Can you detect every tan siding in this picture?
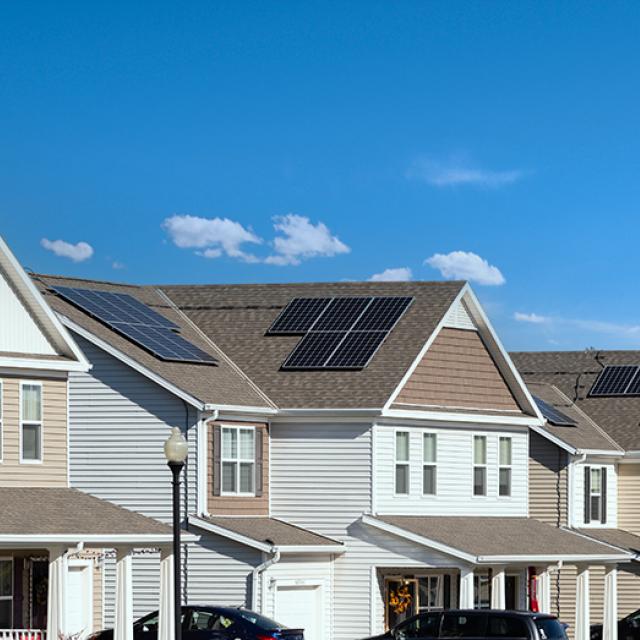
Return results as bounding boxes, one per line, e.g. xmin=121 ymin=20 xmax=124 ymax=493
xmin=207 ymin=421 xmax=269 ymax=516
xmin=529 ymin=432 xmax=569 ymax=526
xmin=93 ymin=555 xmax=103 ymax=632
xmin=619 ymin=464 xmax=640 ymax=535
xmin=618 ymin=563 xmax=640 ymax=618
xmin=0 ymin=376 xmax=68 ymax=487
xmin=395 ymin=328 xmax=521 ymax=411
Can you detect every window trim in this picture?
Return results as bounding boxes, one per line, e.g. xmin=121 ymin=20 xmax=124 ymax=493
xmin=422 ymin=432 xmax=437 ymax=496
xmin=473 ymin=435 xmax=487 ymax=497
xmin=498 ymin=436 xmax=512 ymax=498
xmin=20 ymin=381 xmax=43 ymax=464
xmin=394 ymin=430 xmax=410 ymax=496
xmin=220 ymin=424 xmax=256 ymax=497
xmin=0 ymin=556 xmax=13 ymax=628
xmin=588 ymin=466 xmax=603 ymax=523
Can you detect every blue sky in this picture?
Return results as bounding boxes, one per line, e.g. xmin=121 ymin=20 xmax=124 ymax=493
xmin=1 ymin=1 xmax=639 ymax=351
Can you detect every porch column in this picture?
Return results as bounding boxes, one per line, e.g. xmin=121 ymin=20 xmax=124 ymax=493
xmin=46 ymin=546 xmax=68 ymax=640
xmin=537 ymin=567 xmax=552 ymax=614
xmin=603 ymin=564 xmax=618 ymax=640
xmin=115 ymin=547 xmax=134 ymax=640
xmin=575 ymin=564 xmax=591 ymax=640
xmin=490 ymin=567 xmax=506 ymax=609
xmin=459 ymin=567 xmax=475 ymax=608
xmin=158 ymin=547 xmax=175 ymax=640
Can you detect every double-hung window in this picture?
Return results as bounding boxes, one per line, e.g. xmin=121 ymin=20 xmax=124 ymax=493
xmin=585 ymin=466 xmax=607 ymax=524
xmin=21 ymin=382 xmax=42 ymax=462
xmin=221 ymin=426 xmax=255 ymax=495
xmin=395 ymin=431 xmax=410 ymax=495
xmin=499 ymin=437 xmax=512 ymax=497
xmin=423 ymin=433 xmax=437 ymax=495
xmin=0 ymin=558 xmax=12 ymax=628
xmin=473 ymin=435 xmax=487 ymax=496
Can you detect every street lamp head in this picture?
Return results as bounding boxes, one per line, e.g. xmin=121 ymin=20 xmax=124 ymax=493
xmin=164 ymin=427 xmax=188 ymax=464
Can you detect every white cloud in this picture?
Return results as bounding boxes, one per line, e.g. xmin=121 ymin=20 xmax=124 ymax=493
xmin=41 ymin=238 xmax=94 ymax=262
xmin=162 ymin=214 xmax=262 ymax=263
xmin=265 ymin=214 xmax=350 ymax=266
xmin=425 ymin=251 xmax=505 ymax=286
xmin=111 ymin=261 xmax=125 ymax=270
xmin=369 ymin=267 xmax=412 ymax=282
xmin=407 ymin=157 xmax=524 ymax=188
xmin=514 ymin=312 xmax=550 ymax=324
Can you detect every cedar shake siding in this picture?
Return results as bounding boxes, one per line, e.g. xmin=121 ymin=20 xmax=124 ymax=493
xmin=618 ymin=463 xmax=640 ymax=535
xmin=207 ymin=421 xmax=269 ymax=516
xmin=0 ymin=376 xmax=68 ymax=487
xmin=395 ymin=328 xmax=521 ymax=412
xmin=528 ymin=432 xmax=569 ymax=526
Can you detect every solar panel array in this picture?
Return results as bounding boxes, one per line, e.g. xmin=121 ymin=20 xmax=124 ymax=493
xmin=52 ymin=286 xmax=216 ymax=365
xmin=590 ymin=365 xmax=640 ymax=397
xmin=532 ymin=395 xmax=577 ymax=427
xmin=271 ymin=295 xmax=413 ymax=370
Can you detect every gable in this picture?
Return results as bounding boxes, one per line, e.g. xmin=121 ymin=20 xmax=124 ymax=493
xmin=394 ymin=327 xmax=521 ymax=412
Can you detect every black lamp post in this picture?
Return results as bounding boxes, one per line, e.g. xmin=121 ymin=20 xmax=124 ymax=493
xmin=164 ymin=427 xmax=189 ymax=640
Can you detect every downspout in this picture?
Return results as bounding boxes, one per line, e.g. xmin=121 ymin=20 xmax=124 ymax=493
xmin=251 ymin=548 xmax=281 ymax=612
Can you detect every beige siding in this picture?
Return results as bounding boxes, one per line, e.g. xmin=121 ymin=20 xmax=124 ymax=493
xmin=618 ymin=563 xmax=640 ymax=618
xmin=0 ymin=376 xmax=68 ymax=487
xmin=395 ymin=328 xmax=521 ymax=411
xmin=529 ymin=432 xmax=569 ymax=526
xmin=93 ymin=555 xmax=103 ymax=632
xmin=619 ymin=464 xmax=640 ymax=535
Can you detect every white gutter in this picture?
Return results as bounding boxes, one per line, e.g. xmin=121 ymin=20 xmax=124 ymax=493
xmin=204 ymin=404 xmax=278 ymax=415
xmin=251 ymin=549 xmax=280 ymax=612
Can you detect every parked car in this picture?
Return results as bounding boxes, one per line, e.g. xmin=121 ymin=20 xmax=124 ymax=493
xmin=87 ymin=605 xmax=304 ymax=640
xmin=591 ymin=608 xmax=640 ymax=640
xmin=362 ymin=609 xmax=568 ymax=640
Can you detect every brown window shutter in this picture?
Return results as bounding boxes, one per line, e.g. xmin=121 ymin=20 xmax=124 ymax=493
xmin=213 ymin=424 xmax=222 ymax=496
xmin=255 ymin=428 xmax=264 ymax=497
xmin=601 ymin=468 xmax=607 ymax=524
xmin=584 ymin=466 xmax=591 ymax=523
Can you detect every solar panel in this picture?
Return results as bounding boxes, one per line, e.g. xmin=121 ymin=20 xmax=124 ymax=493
xmin=353 ymin=296 xmax=413 ymax=331
xmin=282 ymin=332 xmax=347 ymax=369
xmin=532 ymin=395 xmax=577 ymax=427
xmin=325 ymin=331 xmax=387 ymax=368
xmin=623 ymin=369 xmax=640 ymax=395
xmin=268 ymin=298 xmax=331 ymax=335
xmin=312 ymin=297 xmax=372 ymax=331
xmin=590 ymin=365 xmax=639 ymax=396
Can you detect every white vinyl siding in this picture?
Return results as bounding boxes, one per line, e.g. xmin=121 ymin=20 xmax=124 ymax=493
xmin=20 ymin=382 xmax=42 ymax=462
xmin=569 ymin=459 xmax=617 ymax=528
xmin=374 ymin=425 xmax=528 ymax=516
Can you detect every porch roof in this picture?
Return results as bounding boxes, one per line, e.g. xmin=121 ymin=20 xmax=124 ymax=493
xmin=363 ymin=515 xmax=632 ymax=564
xmin=0 ymin=487 xmax=196 ymax=545
xmin=574 ymin=528 xmax=640 ymax=558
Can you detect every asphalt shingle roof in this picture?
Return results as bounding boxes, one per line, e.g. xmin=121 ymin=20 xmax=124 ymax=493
xmin=575 ymin=528 xmax=640 ymax=556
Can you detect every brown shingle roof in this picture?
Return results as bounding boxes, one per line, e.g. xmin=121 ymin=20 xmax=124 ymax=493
xmin=575 ymin=528 xmax=640 ymax=556
xmin=0 ymin=488 xmax=172 ymax=536
xmin=373 ymin=515 xmax=628 ymax=560
xmin=511 ymin=350 xmax=640 ymax=450
xmin=31 ymin=274 xmax=271 ymax=409
xmin=162 ymin=281 xmax=464 ymax=408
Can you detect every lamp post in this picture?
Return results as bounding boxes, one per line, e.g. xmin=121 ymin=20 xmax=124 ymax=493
xmin=164 ymin=427 xmax=188 ymax=640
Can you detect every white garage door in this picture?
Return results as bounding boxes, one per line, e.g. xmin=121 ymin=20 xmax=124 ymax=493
xmin=274 ymin=585 xmax=323 ymax=640
xmin=66 ymin=563 xmax=92 ymax=638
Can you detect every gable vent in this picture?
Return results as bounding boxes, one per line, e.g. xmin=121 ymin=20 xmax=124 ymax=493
xmin=443 ymin=299 xmax=476 ymax=330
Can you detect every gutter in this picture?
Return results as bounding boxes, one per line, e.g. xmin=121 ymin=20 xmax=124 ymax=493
xmin=251 ymin=549 xmax=281 ymax=612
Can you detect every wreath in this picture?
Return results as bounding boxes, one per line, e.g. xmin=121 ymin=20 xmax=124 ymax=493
xmin=389 ymin=584 xmax=412 ymax=614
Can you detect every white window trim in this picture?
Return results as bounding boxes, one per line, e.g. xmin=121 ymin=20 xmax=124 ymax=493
xmin=220 ymin=424 xmax=256 ymax=497
xmin=394 ymin=430 xmax=410 ymax=496
xmin=588 ymin=465 xmax=604 ymax=523
xmin=473 ymin=434 xmax=488 ymax=497
xmin=0 ymin=556 xmax=13 ymax=628
xmin=498 ymin=436 xmax=513 ymax=498
xmin=0 ymin=380 xmax=3 ymax=463
xmin=422 ymin=432 xmax=437 ymax=496
xmin=20 ymin=381 xmax=43 ymax=464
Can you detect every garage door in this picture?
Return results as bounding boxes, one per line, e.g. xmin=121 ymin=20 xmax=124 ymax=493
xmin=274 ymin=585 xmax=323 ymax=640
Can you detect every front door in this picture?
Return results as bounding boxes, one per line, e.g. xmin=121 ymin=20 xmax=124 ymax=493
xmin=386 ymin=579 xmax=418 ymax=629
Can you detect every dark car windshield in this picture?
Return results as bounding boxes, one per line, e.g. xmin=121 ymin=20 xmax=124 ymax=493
xmin=535 ymin=618 xmax=567 ymax=640
xmin=236 ymin=610 xmax=288 ymax=630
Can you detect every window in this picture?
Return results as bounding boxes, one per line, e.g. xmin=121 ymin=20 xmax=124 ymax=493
xmin=221 ymin=426 xmax=255 ymax=495
xmin=423 ymin=433 xmax=437 ymax=495
xmin=499 ymin=437 xmax=512 ymax=497
xmin=441 ymin=613 xmax=487 ymax=638
xmin=534 ymin=618 xmax=568 ymax=640
xmin=418 ymin=576 xmax=443 ymax=612
xmin=487 ymin=615 xmax=529 ymax=638
xmin=473 ymin=574 xmax=491 ymax=609
xmin=0 ymin=558 xmax=12 ymax=628
xmin=21 ymin=383 xmax=42 ymax=462
xmin=395 ymin=431 xmax=410 ymax=495
xmin=396 ymin=613 xmax=441 ymax=639
xmin=589 ymin=467 xmax=603 ymax=522
xmin=473 ymin=436 xmax=487 ymax=496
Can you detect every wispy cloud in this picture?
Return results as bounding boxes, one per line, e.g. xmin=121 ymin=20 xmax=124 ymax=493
xmin=514 ymin=312 xmax=550 ymax=324
xmin=369 ymin=267 xmax=412 ymax=282
xmin=407 ymin=156 xmax=525 ymax=188
xmin=41 ymin=238 xmax=94 ymax=262
xmin=425 ymin=250 xmax=505 ymax=286
xmin=514 ymin=312 xmax=640 ymax=340
xmin=111 ymin=261 xmax=125 ymax=270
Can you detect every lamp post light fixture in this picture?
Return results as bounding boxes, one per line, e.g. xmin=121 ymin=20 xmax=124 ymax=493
xmin=164 ymin=427 xmax=189 ymax=640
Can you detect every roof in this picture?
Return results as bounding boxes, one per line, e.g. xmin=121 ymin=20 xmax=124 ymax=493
xmin=574 ymin=528 xmax=640 ymax=557
xmin=162 ymin=280 xmax=465 ymax=408
xmin=0 ymin=487 xmax=177 ymax=540
xmin=511 ymin=350 xmax=640 ymax=450
xmin=366 ymin=515 xmax=630 ymax=562
xmin=31 ymin=274 xmax=271 ymax=410
xmin=527 ymin=382 xmax=622 ymax=452
xmin=190 ymin=515 xmax=343 ymax=551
